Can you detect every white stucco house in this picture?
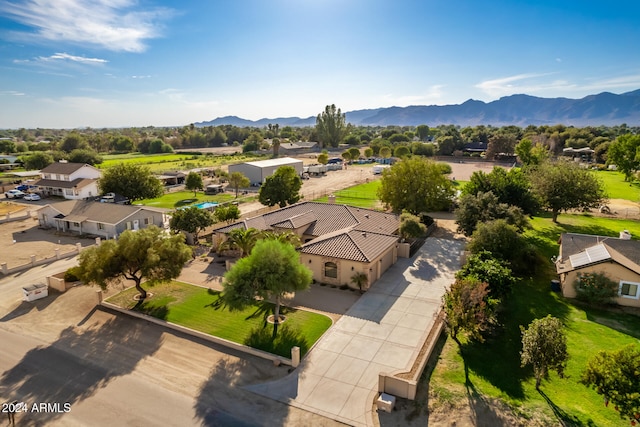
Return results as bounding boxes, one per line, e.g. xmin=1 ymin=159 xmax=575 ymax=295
xmin=34 ymin=162 xmax=101 ymax=200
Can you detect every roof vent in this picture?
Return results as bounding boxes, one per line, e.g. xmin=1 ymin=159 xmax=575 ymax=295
xmin=364 ymin=214 xmax=369 ymax=218
xmin=362 ymin=232 xmax=367 ymax=237
xmin=620 ymin=230 xmax=632 ymax=240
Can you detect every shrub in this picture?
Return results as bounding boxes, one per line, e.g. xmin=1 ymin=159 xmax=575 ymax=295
xmin=64 ymin=266 xmax=81 ymax=282
xmin=456 ymin=251 xmax=516 ymax=299
xmin=574 ymin=272 xmax=618 ymax=305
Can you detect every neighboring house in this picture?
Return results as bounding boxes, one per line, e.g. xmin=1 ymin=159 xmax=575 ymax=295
xmin=37 ymin=200 xmax=168 ymax=239
xmin=157 ymin=171 xmax=186 ymax=186
xmin=35 ymin=162 xmax=101 ymax=200
xmin=215 ymin=201 xmax=402 ymax=289
xmin=228 ymin=157 xmax=304 ymax=185
xmin=555 ymin=232 xmax=640 ymax=307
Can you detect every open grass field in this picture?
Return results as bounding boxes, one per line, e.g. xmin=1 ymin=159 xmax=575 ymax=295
xmin=315 ymin=180 xmax=381 ymax=208
xmin=105 ymin=281 xmax=332 ymax=358
xmin=98 ymin=152 xmax=266 ymax=172
xmin=137 ymin=190 xmax=237 ymax=209
xmin=595 ymin=170 xmax=640 ymax=201
xmin=429 ymin=213 xmax=640 ymax=426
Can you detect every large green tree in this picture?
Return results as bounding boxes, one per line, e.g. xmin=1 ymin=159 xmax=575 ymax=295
xmin=581 ymin=344 xmax=640 ymax=422
xmin=258 ymin=166 xmax=302 ymax=208
xmin=77 ymin=226 xmax=192 ymax=299
xmin=520 ymin=315 xmax=569 ymax=389
xmin=456 ymin=251 xmax=516 ymax=299
xmin=68 ymin=148 xmax=103 ymax=165
xmin=222 ymin=239 xmax=312 ymax=325
xmin=213 ymin=204 xmax=241 ymax=224
xmin=169 ymin=206 xmax=215 ymax=243
xmin=316 ymin=104 xmax=347 ymax=148
xmin=455 ymin=191 xmax=528 ymax=236
xmin=23 ymin=152 xmax=54 ymax=170
xmin=185 ymin=171 xmax=204 ymax=196
xmin=529 ymin=160 xmax=607 ymax=222
xmin=377 ymin=157 xmax=454 ymax=214
xmin=98 ymin=163 xmax=163 ymax=201
xmin=463 ymin=167 xmax=538 ymax=215
xmin=606 ymin=134 xmax=640 ymax=181
xmin=228 ymin=171 xmax=250 ymax=198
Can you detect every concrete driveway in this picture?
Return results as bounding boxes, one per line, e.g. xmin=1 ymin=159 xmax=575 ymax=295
xmin=246 ymin=237 xmax=464 ymax=426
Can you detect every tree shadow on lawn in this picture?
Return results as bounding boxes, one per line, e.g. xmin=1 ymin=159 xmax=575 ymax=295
xmin=538 ymin=389 xmax=597 ymax=427
xmin=0 ymin=312 xmax=163 ymax=425
xmin=460 ymin=276 xmax=572 ymax=400
xmin=244 ymin=323 xmax=310 ymax=358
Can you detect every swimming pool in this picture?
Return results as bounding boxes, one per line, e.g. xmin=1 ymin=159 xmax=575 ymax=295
xmin=193 ymin=201 xmax=218 ymax=209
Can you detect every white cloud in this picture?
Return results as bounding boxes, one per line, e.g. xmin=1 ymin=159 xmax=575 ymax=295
xmin=476 ymin=72 xmax=640 ymax=98
xmin=0 ymin=0 xmax=173 ymax=52
xmin=0 ymin=90 xmax=25 ymax=96
xmin=380 ymin=85 xmax=445 ymax=106
xmin=38 ymin=52 xmax=108 ymax=64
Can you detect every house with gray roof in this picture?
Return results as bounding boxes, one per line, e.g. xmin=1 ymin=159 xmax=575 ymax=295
xmin=215 ymin=201 xmax=402 ymax=289
xmin=556 ymin=232 xmax=640 ymax=307
xmin=35 ymin=162 xmax=101 ymax=200
xmin=36 ymin=200 xmax=168 ymax=239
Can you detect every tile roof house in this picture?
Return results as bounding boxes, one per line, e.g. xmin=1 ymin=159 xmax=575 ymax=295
xmin=215 ymin=202 xmax=402 ymax=289
xmin=36 ymin=200 xmax=168 ymax=239
xmin=35 ymin=162 xmax=101 ymax=200
xmin=555 ymin=232 xmax=640 ymax=307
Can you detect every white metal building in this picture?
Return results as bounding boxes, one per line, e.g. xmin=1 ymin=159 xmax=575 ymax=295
xmin=228 ymin=157 xmax=304 ymax=185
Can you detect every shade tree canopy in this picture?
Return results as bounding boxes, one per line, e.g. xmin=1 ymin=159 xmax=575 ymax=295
xmin=520 ymin=315 xmax=569 ymax=389
xmin=169 ymin=206 xmax=215 ymax=243
xmin=258 ymin=166 xmax=302 ymax=208
xmin=222 ymin=239 xmax=312 ymax=325
xmin=528 ymin=160 xmax=607 ymax=222
xmin=77 ymin=225 xmax=192 ymax=299
xmin=455 ymin=191 xmax=529 ymax=236
xmin=98 ymin=163 xmax=164 ymax=201
xmin=377 ymin=157 xmax=454 ymax=215
xmin=228 ymin=171 xmax=250 ymax=198
xmin=185 ymin=171 xmax=204 ymax=196
xmin=443 ymin=277 xmax=498 ymax=345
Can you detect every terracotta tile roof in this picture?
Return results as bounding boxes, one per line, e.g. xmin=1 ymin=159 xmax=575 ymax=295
xmin=301 ymin=229 xmax=398 ymax=262
xmin=215 ymin=201 xmax=400 ymax=262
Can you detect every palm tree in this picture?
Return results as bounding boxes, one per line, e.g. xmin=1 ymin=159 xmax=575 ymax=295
xmin=351 ymin=272 xmax=368 ymax=293
xmin=272 ymin=138 xmax=281 ymax=158
xmin=221 ymin=227 xmax=260 ymax=257
xmin=260 ymin=230 xmax=302 ymax=248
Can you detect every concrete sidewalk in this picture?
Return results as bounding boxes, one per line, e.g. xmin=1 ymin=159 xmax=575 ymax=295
xmin=245 ymin=237 xmax=464 ymax=426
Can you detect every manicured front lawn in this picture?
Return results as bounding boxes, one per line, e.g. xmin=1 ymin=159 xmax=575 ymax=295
xmin=429 ymin=213 xmax=640 ymax=426
xmin=105 ymin=281 xmax=332 ymax=358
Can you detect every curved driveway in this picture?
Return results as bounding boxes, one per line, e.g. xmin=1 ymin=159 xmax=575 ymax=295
xmin=246 ymin=237 xmax=464 ymax=426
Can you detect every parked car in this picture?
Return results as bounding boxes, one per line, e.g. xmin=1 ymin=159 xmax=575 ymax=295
xmin=23 ymin=193 xmax=41 ymax=201
xmin=5 ymin=189 xmax=25 ymax=199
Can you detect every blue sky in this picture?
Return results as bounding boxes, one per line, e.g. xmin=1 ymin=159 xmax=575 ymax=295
xmin=1 ymin=0 xmax=639 ymax=128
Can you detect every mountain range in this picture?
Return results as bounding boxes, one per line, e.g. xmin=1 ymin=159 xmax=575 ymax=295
xmin=195 ymin=89 xmax=640 ymax=128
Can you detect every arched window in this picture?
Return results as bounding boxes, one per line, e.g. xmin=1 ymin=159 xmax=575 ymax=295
xmin=324 ymin=261 xmax=338 ymax=279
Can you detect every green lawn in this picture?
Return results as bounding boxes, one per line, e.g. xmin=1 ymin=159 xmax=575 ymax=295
xmin=105 ymin=281 xmax=332 ymax=358
xmin=315 ymin=180 xmax=381 ymax=208
xmin=137 ymin=190 xmax=239 ymax=209
xmin=595 ymin=170 xmax=640 ymax=201
xmin=429 ymin=213 xmax=640 ymax=426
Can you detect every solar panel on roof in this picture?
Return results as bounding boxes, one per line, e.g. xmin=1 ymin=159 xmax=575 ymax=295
xmin=569 ymin=244 xmax=611 ymax=268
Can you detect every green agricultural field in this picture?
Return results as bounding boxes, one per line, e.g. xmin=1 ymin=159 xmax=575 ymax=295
xmin=430 ymin=213 xmax=640 ymax=426
xmin=106 ymin=281 xmax=332 ymax=358
xmin=595 ymin=170 xmax=640 ymax=201
xmin=137 ymin=190 xmax=237 ymax=209
xmin=99 ymin=152 xmax=266 ymax=172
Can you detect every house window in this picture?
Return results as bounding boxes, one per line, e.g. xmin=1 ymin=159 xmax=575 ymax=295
xmin=73 ymin=222 xmax=80 ymax=227
xmin=324 ymin=262 xmax=338 ymax=279
xmin=144 ymin=217 xmax=152 ymax=225
xmin=619 ymin=281 xmax=640 ymax=299
xmin=64 ymin=189 xmax=74 ymax=196
xmin=126 ymin=221 xmax=132 ymax=230
xmin=97 ymin=223 xmax=105 ymax=230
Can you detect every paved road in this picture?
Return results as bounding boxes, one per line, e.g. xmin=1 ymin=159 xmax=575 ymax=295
xmin=0 ymin=259 xmax=343 ymax=427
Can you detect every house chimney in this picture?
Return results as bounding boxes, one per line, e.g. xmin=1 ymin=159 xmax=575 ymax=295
xmin=620 ymin=230 xmax=632 ymax=240
xmin=328 ymin=194 xmax=336 ymax=204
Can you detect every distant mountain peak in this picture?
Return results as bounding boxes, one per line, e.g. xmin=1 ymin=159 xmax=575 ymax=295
xmin=195 ymin=89 xmax=640 ymax=127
